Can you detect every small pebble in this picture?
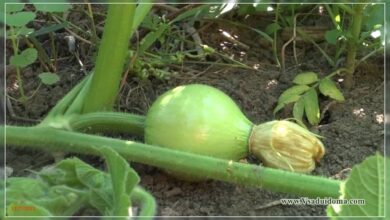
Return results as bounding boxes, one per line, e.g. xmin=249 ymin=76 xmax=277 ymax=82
xmin=160 ymin=207 xmax=179 ymax=216
xmin=165 ymin=187 xmax=182 ymax=197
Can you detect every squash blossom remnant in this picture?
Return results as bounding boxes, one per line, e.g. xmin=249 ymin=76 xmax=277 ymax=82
xmin=249 ymin=120 xmax=325 ymax=173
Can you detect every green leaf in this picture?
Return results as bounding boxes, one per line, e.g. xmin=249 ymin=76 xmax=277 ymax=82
xmin=89 ymin=185 xmax=113 ymax=215
xmin=6 ymin=176 xmax=85 ymax=216
xmin=6 ymin=11 xmax=36 ymax=27
xmin=280 ymin=94 xmax=301 ymax=105
xmin=132 ymin=1 xmax=153 ymax=32
xmin=52 ymin=158 xmax=111 ymax=215
xmin=293 ymin=72 xmax=318 ymax=85
xmin=255 ymin=4 xmax=270 ymax=12
xmin=6 ymin=4 xmax=25 ymax=13
xmin=274 ymin=85 xmax=310 ymax=115
xmin=278 ymin=85 xmax=310 ymax=104
xmin=99 ymin=147 xmax=140 ymax=216
xmin=327 ymin=154 xmax=386 ymax=217
xmin=6 ymin=177 xmax=47 ymax=200
xmin=75 ymin=162 xmax=106 ymax=189
xmin=39 ymin=159 xmax=82 ymax=187
xmin=284 ymin=15 xmax=294 ymax=26
xmin=362 ymin=4 xmax=384 ymax=31
xmin=7 ymin=201 xmax=52 ymax=217
xmin=30 ymin=23 xmax=67 ymax=37
xmin=7 ymin=26 xmax=34 ymax=39
xmin=139 ymin=24 xmax=169 ymax=55
xmin=141 ymin=14 xmax=159 ymax=30
xmin=170 ymin=5 xmax=213 ymax=23
xmin=273 ymin=94 xmax=301 ymax=115
xmin=130 ymin=186 xmax=157 ymax=217
xmin=303 ymin=88 xmax=320 ymax=125
xmin=34 ymin=4 xmax=71 ymax=13
xmin=17 ymin=26 xmax=34 ymax=36
xmin=265 ymin=22 xmax=281 ymax=35
xmin=238 ymin=5 xmax=255 ymax=15
xmin=38 ymin=72 xmax=60 ymax=85
xmin=43 ymin=185 xmax=85 ymax=215
xmin=0 ymin=12 xmax=4 ymax=25
xmin=319 ymin=78 xmax=345 ymax=101
xmin=10 ymin=48 xmax=38 ymax=68
xmin=0 ymin=181 xmax=4 ymax=217
xmin=249 ymin=27 xmax=273 ymax=43
xmin=293 ymin=97 xmax=305 ymax=123
xmin=7 ymin=155 xmax=144 ymax=217
xmin=325 ymin=29 xmax=343 ymax=45
xmin=273 ymin=103 xmax=285 ymax=115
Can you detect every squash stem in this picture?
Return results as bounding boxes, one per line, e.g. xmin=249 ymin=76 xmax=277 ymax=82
xmin=82 ymin=2 xmax=136 ymax=113
xmin=4 ymin=125 xmax=341 ymax=199
xmin=68 ymin=112 xmax=145 ymax=136
xmin=40 ymin=74 xmax=91 ymax=125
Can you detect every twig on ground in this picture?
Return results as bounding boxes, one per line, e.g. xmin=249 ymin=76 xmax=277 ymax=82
xmin=52 ymin=15 xmax=93 ymax=45
xmin=219 ymin=29 xmax=250 ymax=50
xmin=255 ymin=200 xmax=282 ymax=210
xmin=6 ymin=96 xmax=40 ymax=123
xmin=125 ymin=85 xmax=141 ymax=107
xmin=355 ymin=46 xmax=384 ymax=68
xmin=182 ymin=23 xmax=204 ymax=56
xmin=281 ymin=13 xmax=308 ymax=73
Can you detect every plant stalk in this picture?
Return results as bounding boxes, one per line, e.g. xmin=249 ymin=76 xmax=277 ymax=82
xmin=82 ymin=2 xmax=135 ymax=113
xmin=86 ymin=2 xmax=99 ymax=44
xmin=345 ymin=3 xmax=365 ymax=89
xmin=39 ymin=74 xmax=92 ymax=125
xmin=273 ymin=4 xmax=281 ymax=67
xmin=4 ymin=125 xmax=341 ymax=199
xmin=337 ymin=4 xmax=355 ymax=15
xmin=9 ymin=27 xmax=26 ymax=104
xmin=69 ymin=112 xmax=145 ymax=136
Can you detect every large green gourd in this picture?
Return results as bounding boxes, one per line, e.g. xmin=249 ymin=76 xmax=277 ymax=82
xmin=145 ymin=84 xmax=253 ymax=161
xmin=145 ymin=84 xmax=326 ymax=176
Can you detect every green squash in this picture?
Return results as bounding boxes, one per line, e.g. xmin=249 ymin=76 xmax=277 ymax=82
xmin=145 ymin=84 xmax=326 ymax=176
xmin=145 ymin=84 xmax=253 ymax=161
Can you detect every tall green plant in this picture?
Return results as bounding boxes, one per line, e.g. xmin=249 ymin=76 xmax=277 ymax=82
xmin=82 ymin=2 xmax=136 ymax=113
xmin=274 ymin=3 xmax=385 ymax=124
xmin=344 ymin=3 xmax=365 ymax=89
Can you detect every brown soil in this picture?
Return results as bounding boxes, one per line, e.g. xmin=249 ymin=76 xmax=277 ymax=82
xmin=5 ymin=5 xmax=384 ymax=217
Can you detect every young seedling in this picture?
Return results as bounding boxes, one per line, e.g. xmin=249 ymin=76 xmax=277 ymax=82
xmin=324 ymin=3 xmax=384 ymax=89
xmin=6 ymin=3 xmax=70 ymax=104
xmin=274 ymin=69 xmax=346 ymax=126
